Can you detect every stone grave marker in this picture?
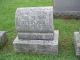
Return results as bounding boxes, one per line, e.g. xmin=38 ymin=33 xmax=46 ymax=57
xmin=13 ymin=7 xmax=59 ymax=54
xmin=54 ymin=0 xmax=80 ymax=18
xmin=0 ymin=31 xmax=7 ymax=48
xmin=74 ymin=31 xmax=80 ymax=56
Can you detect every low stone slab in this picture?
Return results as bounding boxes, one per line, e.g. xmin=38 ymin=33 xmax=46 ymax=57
xmin=15 ymin=7 xmax=53 ymax=33
xmin=13 ymin=30 xmax=59 ymax=54
xmin=74 ymin=32 xmax=80 ymax=56
xmin=18 ymin=33 xmax=54 ymax=40
xmin=0 ymin=31 xmax=7 ymax=48
xmin=53 ymin=11 xmax=80 ymax=18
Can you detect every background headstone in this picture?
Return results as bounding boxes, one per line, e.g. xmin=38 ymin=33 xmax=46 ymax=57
xmin=54 ymin=0 xmax=80 ymax=18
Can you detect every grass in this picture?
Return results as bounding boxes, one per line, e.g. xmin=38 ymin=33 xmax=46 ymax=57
xmin=0 ymin=0 xmax=80 ymax=60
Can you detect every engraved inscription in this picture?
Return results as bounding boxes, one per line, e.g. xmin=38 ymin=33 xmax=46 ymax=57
xmin=16 ymin=7 xmax=53 ymax=33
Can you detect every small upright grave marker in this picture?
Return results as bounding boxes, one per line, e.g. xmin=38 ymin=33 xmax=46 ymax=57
xmin=13 ymin=7 xmax=59 ymax=54
xmin=0 ymin=31 xmax=7 ymax=48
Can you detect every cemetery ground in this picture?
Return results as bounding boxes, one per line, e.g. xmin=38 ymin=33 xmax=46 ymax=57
xmin=0 ymin=0 xmax=80 ymax=60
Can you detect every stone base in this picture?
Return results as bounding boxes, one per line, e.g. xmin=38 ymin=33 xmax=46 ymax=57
xmin=74 ymin=32 xmax=80 ymax=56
xmin=18 ymin=33 xmax=54 ymax=40
xmin=53 ymin=11 xmax=80 ymax=19
xmin=13 ymin=30 xmax=59 ymax=54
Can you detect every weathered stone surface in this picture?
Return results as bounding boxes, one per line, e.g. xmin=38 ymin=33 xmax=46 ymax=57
xmin=18 ymin=33 xmax=54 ymax=40
xmin=13 ymin=7 xmax=59 ymax=54
xmin=16 ymin=7 xmax=53 ymax=33
xmin=74 ymin=32 xmax=80 ymax=56
xmin=0 ymin=31 xmax=7 ymax=48
xmin=53 ymin=11 xmax=80 ymax=18
xmin=54 ymin=0 xmax=80 ymax=18
xmin=13 ymin=30 xmax=59 ymax=54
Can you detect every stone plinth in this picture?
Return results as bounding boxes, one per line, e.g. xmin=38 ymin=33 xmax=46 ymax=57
xmin=13 ymin=30 xmax=59 ymax=54
xmin=18 ymin=33 xmax=54 ymax=40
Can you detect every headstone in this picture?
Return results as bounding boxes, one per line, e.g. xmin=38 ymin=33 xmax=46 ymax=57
xmin=54 ymin=0 xmax=80 ymax=18
xmin=74 ymin=32 xmax=80 ymax=56
xmin=0 ymin=31 xmax=7 ymax=48
xmin=16 ymin=7 xmax=53 ymax=33
xmin=13 ymin=7 xmax=59 ymax=54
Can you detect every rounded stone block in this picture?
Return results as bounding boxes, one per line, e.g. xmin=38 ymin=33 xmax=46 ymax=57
xmin=15 ymin=7 xmax=54 ymax=33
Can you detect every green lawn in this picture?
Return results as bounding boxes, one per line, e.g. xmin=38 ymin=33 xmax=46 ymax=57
xmin=0 ymin=0 xmax=80 ymax=60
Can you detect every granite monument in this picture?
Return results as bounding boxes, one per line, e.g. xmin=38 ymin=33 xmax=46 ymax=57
xmin=13 ymin=7 xmax=59 ymax=54
xmin=54 ymin=0 xmax=80 ymax=18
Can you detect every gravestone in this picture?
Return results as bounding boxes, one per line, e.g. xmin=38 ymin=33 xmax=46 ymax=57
xmin=0 ymin=31 xmax=7 ymax=48
xmin=13 ymin=7 xmax=59 ymax=54
xmin=74 ymin=32 xmax=80 ymax=56
xmin=54 ymin=0 xmax=80 ymax=18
